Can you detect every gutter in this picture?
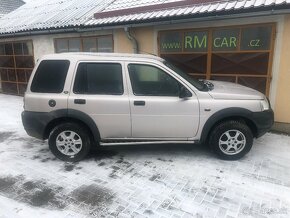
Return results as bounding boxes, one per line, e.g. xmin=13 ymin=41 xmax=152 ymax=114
xmin=0 ymin=28 xmax=81 ymax=38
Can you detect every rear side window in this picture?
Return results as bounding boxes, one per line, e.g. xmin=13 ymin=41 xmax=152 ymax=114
xmin=73 ymin=63 xmax=123 ymax=95
xmin=31 ymin=60 xmax=70 ymax=93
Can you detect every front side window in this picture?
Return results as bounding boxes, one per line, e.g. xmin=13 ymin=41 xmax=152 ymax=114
xmin=31 ymin=60 xmax=69 ymax=93
xmin=128 ymin=64 xmax=180 ymax=96
xmin=164 ymin=61 xmax=204 ymax=90
xmin=73 ymin=63 xmax=123 ymax=95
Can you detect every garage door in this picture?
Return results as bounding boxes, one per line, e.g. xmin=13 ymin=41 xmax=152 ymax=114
xmin=159 ymin=23 xmax=275 ymax=95
xmin=0 ymin=41 xmax=34 ymax=95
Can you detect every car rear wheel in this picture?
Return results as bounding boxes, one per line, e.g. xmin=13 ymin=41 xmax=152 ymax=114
xmin=48 ymin=123 xmax=91 ymax=162
xmin=209 ymin=120 xmax=253 ymax=160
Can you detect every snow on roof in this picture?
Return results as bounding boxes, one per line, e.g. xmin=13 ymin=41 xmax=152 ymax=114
xmin=0 ymin=0 xmax=289 ymax=35
xmin=0 ymin=0 xmax=25 ymax=18
xmin=0 ymin=0 xmax=113 ymax=34
xmin=88 ymin=0 xmax=290 ymax=26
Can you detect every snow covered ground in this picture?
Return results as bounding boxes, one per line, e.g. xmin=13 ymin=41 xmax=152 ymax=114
xmin=0 ymin=93 xmax=290 ymax=218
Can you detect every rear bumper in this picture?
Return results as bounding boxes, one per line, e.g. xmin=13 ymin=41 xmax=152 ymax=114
xmin=21 ymin=111 xmax=52 ymax=140
xmin=252 ymin=109 xmax=274 ymax=138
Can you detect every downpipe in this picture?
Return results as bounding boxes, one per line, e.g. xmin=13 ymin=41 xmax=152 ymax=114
xmin=124 ymin=27 xmax=138 ymax=54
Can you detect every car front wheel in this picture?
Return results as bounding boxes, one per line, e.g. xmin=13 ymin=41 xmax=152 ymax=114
xmin=209 ymin=120 xmax=253 ymax=160
xmin=48 ymin=123 xmax=91 ymax=162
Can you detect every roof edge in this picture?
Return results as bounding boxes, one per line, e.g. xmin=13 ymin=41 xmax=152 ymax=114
xmin=1 ymin=5 xmax=290 ymax=38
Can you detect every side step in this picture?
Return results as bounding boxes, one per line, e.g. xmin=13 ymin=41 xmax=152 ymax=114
xmin=99 ymin=141 xmax=195 ymax=146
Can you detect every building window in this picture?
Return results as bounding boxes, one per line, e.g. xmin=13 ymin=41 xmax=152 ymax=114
xmin=159 ymin=24 xmax=275 ymax=95
xmin=55 ymin=35 xmax=113 ymax=53
xmin=0 ymin=41 xmax=34 ymax=95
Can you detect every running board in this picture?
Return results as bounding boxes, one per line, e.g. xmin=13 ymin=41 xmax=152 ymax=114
xmin=99 ymin=140 xmax=195 ymax=146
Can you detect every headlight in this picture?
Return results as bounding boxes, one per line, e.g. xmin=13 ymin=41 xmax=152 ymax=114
xmin=260 ymin=98 xmax=270 ymax=111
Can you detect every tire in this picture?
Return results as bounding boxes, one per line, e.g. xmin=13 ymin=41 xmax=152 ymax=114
xmin=208 ymin=120 xmax=253 ymax=160
xmin=48 ymin=122 xmax=91 ymax=162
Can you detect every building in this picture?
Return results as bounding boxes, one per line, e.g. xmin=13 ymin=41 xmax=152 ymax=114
xmin=0 ymin=0 xmax=290 ymax=127
xmin=0 ymin=0 xmax=24 ymax=18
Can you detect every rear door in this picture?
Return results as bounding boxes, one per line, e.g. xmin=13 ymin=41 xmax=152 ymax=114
xmin=126 ymin=62 xmax=200 ymax=139
xmin=68 ymin=61 xmax=131 ymax=139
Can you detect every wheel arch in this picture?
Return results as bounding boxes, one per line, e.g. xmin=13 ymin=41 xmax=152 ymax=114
xmin=200 ymin=107 xmax=258 ymax=144
xmin=44 ymin=109 xmax=101 ymax=143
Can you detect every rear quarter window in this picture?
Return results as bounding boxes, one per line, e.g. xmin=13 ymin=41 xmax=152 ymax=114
xmin=30 ymin=60 xmax=70 ymax=93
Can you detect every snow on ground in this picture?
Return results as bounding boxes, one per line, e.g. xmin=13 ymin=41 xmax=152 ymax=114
xmin=0 ymin=93 xmax=290 ymax=218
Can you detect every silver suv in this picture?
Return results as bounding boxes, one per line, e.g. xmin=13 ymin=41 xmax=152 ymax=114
xmin=22 ymin=53 xmax=274 ymax=162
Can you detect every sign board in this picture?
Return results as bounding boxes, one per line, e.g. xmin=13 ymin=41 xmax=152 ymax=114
xmin=159 ymin=32 xmax=182 ymax=53
xmin=212 ymin=29 xmax=239 ymax=51
xmin=159 ymin=25 xmax=272 ymax=53
xmin=184 ymin=31 xmax=208 ymax=52
xmin=240 ymin=26 xmax=272 ymax=51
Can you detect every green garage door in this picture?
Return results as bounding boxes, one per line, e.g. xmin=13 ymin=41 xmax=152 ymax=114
xmin=159 ymin=23 xmax=275 ymax=96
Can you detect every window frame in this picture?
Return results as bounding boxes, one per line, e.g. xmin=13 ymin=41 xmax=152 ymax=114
xmin=72 ymin=61 xmax=124 ymax=96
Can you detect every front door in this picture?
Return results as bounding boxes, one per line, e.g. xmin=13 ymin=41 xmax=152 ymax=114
xmin=126 ymin=63 xmax=199 ymax=139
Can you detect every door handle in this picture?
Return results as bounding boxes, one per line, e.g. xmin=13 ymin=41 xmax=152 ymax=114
xmin=134 ymin=100 xmax=145 ymax=106
xmin=74 ymin=99 xmax=86 ymax=104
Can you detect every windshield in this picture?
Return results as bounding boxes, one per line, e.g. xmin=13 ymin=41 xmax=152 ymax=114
xmin=163 ymin=60 xmax=205 ymax=91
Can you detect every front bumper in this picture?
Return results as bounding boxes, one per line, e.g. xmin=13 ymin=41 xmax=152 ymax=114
xmin=252 ymin=109 xmax=274 ymax=138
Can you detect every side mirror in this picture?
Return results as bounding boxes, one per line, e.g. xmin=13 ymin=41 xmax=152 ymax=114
xmin=179 ymin=86 xmax=192 ymax=98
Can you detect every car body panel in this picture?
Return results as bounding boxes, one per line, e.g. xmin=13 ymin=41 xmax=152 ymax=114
xmin=22 ymin=53 xmax=274 ymax=145
xmin=208 ymin=80 xmax=265 ymax=100
xmin=124 ymin=61 xmax=200 ymax=139
xmin=129 ymin=95 xmax=199 ymax=138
